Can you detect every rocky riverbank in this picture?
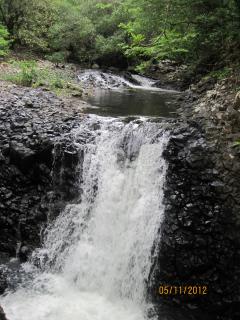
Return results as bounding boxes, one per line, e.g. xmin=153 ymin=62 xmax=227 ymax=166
xmin=0 ymin=81 xmax=90 ymax=293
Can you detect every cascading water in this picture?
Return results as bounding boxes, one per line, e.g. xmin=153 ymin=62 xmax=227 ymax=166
xmin=1 ymin=115 xmax=168 ymax=320
xmin=78 ymin=69 xmax=136 ymax=89
xmin=77 ymin=69 xmax=175 ymax=91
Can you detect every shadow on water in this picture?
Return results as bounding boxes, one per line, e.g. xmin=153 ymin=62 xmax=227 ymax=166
xmin=83 ymin=88 xmax=181 ymax=118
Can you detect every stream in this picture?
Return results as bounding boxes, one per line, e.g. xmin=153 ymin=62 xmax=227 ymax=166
xmin=79 ymin=70 xmax=180 ymax=117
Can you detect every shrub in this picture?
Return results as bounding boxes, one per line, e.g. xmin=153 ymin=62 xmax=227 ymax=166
xmin=206 ymin=67 xmax=232 ymax=81
xmin=7 ymin=60 xmax=38 ymax=86
xmin=0 ymin=24 xmax=10 ymax=58
xmin=45 ymin=52 xmax=68 ymax=66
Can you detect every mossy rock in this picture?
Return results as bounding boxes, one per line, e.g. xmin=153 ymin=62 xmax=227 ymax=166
xmin=67 ymin=82 xmax=83 ymax=97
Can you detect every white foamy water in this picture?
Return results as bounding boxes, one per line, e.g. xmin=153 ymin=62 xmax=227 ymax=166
xmin=131 ymin=74 xmax=156 ymax=88
xmin=78 ymin=69 xmax=176 ymax=92
xmin=78 ymin=69 xmax=135 ymax=89
xmin=1 ymin=115 xmax=168 ymax=320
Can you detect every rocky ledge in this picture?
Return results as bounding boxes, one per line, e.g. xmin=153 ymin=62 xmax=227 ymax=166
xmin=0 ymin=81 xmax=89 ymax=292
xmin=149 ymin=79 xmax=240 ymax=320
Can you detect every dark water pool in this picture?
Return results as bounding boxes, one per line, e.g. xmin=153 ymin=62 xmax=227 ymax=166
xmin=83 ymin=88 xmax=181 ymax=118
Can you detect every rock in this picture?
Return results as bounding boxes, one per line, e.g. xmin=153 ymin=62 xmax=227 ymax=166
xmin=152 ymin=301 xmax=208 ymax=320
xmin=144 ymin=59 xmax=189 ymax=90
xmin=0 ymin=270 xmax=7 ymax=294
xmin=150 ymin=121 xmax=240 ymax=320
xmin=92 ymin=63 xmax=100 ymax=69
xmin=71 ymin=92 xmax=83 ymax=97
xmin=67 ymin=83 xmax=83 ymax=97
xmin=18 ymin=245 xmax=31 ymax=263
xmin=0 ymin=83 xmax=84 ymax=267
xmin=122 ymin=72 xmax=141 ymax=85
xmin=9 ymin=142 xmax=36 ymax=170
xmin=158 ymin=60 xmax=178 ymax=73
xmin=0 ymin=306 xmax=7 ymax=320
xmin=153 ymin=79 xmax=178 ymax=91
xmin=192 ymin=78 xmax=216 ymax=94
xmin=233 ymin=91 xmax=240 ymax=110
xmin=23 ymin=99 xmax=33 ymax=108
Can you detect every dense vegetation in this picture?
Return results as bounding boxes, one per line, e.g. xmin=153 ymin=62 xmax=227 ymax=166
xmin=0 ymin=0 xmax=240 ymax=73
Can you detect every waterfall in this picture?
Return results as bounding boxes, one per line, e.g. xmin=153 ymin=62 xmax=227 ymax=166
xmin=131 ymin=74 xmax=156 ymax=88
xmin=1 ymin=115 xmax=168 ymax=320
xmin=78 ymin=69 xmax=179 ymax=94
xmin=77 ymin=69 xmax=176 ymax=92
xmin=78 ymin=69 xmax=136 ymax=89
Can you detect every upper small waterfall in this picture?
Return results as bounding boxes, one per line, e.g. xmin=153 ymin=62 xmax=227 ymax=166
xmin=77 ymin=70 xmax=163 ymax=91
xmin=2 ymin=115 xmax=169 ymax=320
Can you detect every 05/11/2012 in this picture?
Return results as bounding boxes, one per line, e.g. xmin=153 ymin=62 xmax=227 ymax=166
xmin=158 ymin=285 xmax=208 ymax=296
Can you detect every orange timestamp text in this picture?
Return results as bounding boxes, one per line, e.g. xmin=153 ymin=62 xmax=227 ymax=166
xmin=159 ymin=285 xmax=208 ymax=296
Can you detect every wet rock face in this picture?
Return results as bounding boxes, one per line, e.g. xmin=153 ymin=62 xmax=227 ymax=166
xmin=0 ymin=306 xmax=7 ymax=320
xmin=0 ymin=83 xmax=85 ymax=285
xmin=146 ymin=60 xmax=189 ymax=91
xmin=150 ymin=122 xmax=240 ymax=320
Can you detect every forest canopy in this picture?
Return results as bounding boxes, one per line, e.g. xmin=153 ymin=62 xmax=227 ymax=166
xmin=0 ymin=0 xmax=240 ymax=72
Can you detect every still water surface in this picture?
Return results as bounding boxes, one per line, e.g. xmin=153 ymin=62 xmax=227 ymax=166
xmin=83 ymin=88 xmax=180 ymax=117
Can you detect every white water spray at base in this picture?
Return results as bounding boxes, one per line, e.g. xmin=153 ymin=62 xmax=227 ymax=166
xmin=2 ymin=116 xmax=168 ymax=320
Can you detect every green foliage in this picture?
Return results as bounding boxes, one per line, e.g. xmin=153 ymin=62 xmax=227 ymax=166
xmin=232 ymin=140 xmax=240 ymax=148
xmin=6 ymin=60 xmax=38 ymax=86
xmin=0 ymin=24 xmax=9 ymax=57
xmin=34 ymin=67 xmax=83 ymax=96
xmin=0 ymin=0 xmax=57 ymax=51
xmin=0 ymin=0 xmax=240 ymax=70
xmin=47 ymin=1 xmax=96 ymax=62
xmin=134 ymin=61 xmax=152 ymax=74
xmin=46 ymin=52 xmax=68 ymax=65
xmin=151 ymin=31 xmax=198 ymax=60
xmin=2 ymin=59 xmax=82 ymax=96
xmin=206 ymin=67 xmax=232 ymax=81
xmin=121 ymin=27 xmax=197 ymax=62
xmin=0 ymin=0 xmax=129 ymax=65
xmin=119 ymin=0 xmax=240 ymax=70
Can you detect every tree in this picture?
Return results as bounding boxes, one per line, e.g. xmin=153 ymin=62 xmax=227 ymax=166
xmin=0 ymin=0 xmax=240 ymax=70
xmin=119 ymin=0 xmax=240 ymax=71
xmin=0 ymin=0 xmax=57 ymax=51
